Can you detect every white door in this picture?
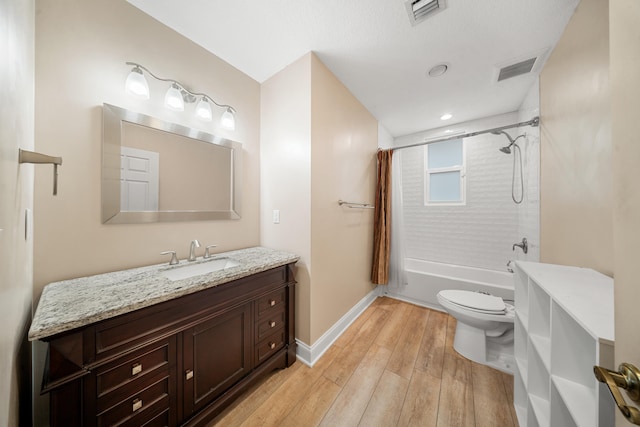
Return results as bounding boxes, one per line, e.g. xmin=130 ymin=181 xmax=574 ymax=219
xmin=610 ymin=0 xmax=640 ymax=425
xmin=120 ymin=146 xmax=159 ymax=211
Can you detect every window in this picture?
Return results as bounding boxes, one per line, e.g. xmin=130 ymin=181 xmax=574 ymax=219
xmin=424 ymin=139 xmax=465 ymax=205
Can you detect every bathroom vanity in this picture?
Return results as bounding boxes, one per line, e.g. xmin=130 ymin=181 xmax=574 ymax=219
xmin=29 ymin=247 xmax=299 ymax=427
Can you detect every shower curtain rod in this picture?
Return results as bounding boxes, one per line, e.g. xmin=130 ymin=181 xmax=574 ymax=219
xmin=393 ymin=116 xmax=540 ymax=151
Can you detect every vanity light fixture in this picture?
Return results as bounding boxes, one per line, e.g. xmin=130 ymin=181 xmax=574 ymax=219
xmin=125 ymin=62 xmax=236 ymax=129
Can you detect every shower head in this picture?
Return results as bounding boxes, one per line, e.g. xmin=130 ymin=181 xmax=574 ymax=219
xmin=492 ymin=130 xmax=525 ymax=154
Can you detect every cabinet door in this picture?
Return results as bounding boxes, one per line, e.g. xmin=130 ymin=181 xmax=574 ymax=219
xmin=182 ymin=303 xmax=252 ymax=415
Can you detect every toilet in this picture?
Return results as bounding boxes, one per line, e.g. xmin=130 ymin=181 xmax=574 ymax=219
xmin=437 ymin=289 xmax=515 ymax=373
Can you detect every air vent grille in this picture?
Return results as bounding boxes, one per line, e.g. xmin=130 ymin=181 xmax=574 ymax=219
xmin=405 ymin=0 xmax=446 ymax=26
xmin=497 ymin=57 xmax=537 ymax=81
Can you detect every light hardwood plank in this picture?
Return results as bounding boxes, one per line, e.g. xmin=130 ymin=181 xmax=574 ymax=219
xmin=445 ymin=315 xmax=459 ymax=356
xmin=397 ymin=369 xmax=441 ymax=427
xmin=323 ymin=307 xmax=390 ymax=386
xmin=472 ymin=363 xmax=517 ymax=427
xmin=375 ymin=300 xmax=412 ymax=350
xmin=501 ymin=371 xmax=519 ymax=426
xmin=415 ymin=309 xmax=448 ymax=379
xmin=279 ymin=376 xmax=342 ymax=427
xmin=332 ymin=302 xmax=377 ymax=348
xmin=436 ymin=352 xmax=475 ymax=427
xmin=387 ymin=305 xmax=430 ymax=379
xmin=207 ymin=361 xmax=303 ymax=427
xmin=358 ymin=369 xmax=409 ymax=427
xmin=319 ymin=344 xmax=392 ymax=427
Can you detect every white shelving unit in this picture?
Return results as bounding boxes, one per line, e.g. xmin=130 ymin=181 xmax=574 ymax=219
xmin=513 ymin=261 xmax=614 ymax=427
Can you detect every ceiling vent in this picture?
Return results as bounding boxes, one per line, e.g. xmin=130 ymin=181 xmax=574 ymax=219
xmin=405 ymin=0 xmax=447 ymax=26
xmin=497 ymin=57 xmax=538 ymax=82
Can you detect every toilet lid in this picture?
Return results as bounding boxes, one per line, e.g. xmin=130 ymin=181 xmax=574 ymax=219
xmin=439 ymin=290 xmax=506 ymax=314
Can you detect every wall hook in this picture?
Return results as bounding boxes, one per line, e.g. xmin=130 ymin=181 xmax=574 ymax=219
xmin=19 ymin=149 xmax=63 ymax=196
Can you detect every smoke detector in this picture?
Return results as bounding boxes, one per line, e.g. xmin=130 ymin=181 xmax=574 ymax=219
xmin=405 ymin=0 xmax=447 ymax=26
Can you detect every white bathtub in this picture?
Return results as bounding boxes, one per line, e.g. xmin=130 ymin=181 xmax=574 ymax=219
xmin=384 ymin=258 xmax=514 ymax=311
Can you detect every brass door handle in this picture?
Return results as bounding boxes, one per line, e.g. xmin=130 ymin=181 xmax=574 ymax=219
xmin=594 ymin=363 xmax=640 ymax=425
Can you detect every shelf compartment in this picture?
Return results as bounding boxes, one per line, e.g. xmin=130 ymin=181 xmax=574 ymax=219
xmin=514 ymin=368 xmax=528 ymax=419
xmin=550 ymin=381 xmax=579 ymax=427
xmin=527 ymin=343 xmax=550 ymax=401
xmin=529 ymin=334 xmax=551 ymax=371
xmin=529 ymin=281 xmax=551 ymax=339
xmin=550 ymin=301 xmax=597 ymax=389
xmin=514 ymin=266 xmax=529 ymax=323
xmin=514 ymin=314 xmax=528 ymax=367
xmin=529 ymin=394 xmax=550 ymax=427
xmin=551 ymin=375 xmax=596 ymax=427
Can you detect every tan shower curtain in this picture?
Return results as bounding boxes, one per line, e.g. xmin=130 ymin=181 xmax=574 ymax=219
xmin=371 ymin=149 xmax=393 ymax=285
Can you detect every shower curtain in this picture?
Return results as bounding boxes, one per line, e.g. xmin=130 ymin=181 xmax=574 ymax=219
xmin=388 ymin=150 xmax=406 ymax=287
xmin=371 ymin=149 xmax=393 ymax=284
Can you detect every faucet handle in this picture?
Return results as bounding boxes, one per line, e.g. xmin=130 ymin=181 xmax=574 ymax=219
xmin=161 ymin=251 xmax=179 ymax=265
xmin=204 ymin=245 xmax=218 ymax=259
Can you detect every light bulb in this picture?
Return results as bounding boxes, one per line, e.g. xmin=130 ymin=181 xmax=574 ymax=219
xmin=220 ymin=107 xmax=235 ymax=130
xmin=125 ymin=67 xmax=149 ymax=98
xmin=440 ymin=113 xmax=453 ymax=121
xmin=164 ymin=84 xmax=184 ymax=111
xmin=195 ymin=98 xmax=213 ymax=121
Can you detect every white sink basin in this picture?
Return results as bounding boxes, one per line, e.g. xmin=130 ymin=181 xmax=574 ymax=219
xmin=162 ymin=258 xmax=241 ymax=282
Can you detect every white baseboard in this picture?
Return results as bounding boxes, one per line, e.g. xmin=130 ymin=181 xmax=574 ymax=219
xmin=295 ymin=288 xmax=379 ymax=367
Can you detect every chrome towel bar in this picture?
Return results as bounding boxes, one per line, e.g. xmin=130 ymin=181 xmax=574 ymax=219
xmin=338 ymin=200 xmax=374 ymax=209
xmin=19 ymin=149 xmax=63 ymax=196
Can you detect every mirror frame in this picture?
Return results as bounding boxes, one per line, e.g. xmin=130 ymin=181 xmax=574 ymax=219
xmin=102 ymin=103 xmax=242 ymax=224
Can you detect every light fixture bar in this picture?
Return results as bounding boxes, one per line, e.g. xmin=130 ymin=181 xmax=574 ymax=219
xmin=125 ymin=62 xmax=236 ymax=127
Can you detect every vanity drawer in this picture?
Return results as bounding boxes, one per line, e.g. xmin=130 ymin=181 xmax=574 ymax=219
xmin=255 ymin=330 xmax=285 ymax=365
xmin=255 ymin=288 xmax=286 ymax=320
xmin=95 ymin=338 xmax=173 ymax=398
xmin=255 ymin=308 xmax=285 ymax=341
xmin=96 ymin=374 xmax=170 ymax=427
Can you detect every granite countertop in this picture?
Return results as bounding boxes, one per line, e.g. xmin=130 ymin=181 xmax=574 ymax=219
xmin=29 ymin=246 xmax=299 ymax=341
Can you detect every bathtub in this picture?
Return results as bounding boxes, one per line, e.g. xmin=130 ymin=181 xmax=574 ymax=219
xmin=384 ymin=258 xmax=514 ymax=311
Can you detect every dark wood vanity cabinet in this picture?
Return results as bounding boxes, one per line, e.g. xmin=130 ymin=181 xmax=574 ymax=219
xmin=41 ymin=264 xmax=296 ymax=427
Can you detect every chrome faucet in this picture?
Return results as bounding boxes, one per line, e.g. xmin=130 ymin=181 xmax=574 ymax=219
xmin=513 ymin=237 xmax=528 ymax=254
xmin=188 ymin=239 xmax=201 ymax=261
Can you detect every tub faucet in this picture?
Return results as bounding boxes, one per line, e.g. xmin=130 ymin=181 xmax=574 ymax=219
xmin=513 ymin=238 xmax=528 ymax=254
xmin=188 ymin=239 xmax=201 ymax=261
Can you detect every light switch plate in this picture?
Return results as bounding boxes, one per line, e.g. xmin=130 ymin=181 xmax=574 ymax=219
xmin=273 ymin=209 xmax=280 ymax=224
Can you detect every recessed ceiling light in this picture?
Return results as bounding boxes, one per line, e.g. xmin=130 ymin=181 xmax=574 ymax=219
xmin=440 ymin=113 xmax=453 ymax=121
xmin=428 ymin=63 xmax=448 ymax=77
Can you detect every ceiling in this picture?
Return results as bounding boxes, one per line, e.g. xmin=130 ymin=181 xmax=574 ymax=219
xmin=127 ymin=0 xmax=579 ymax=138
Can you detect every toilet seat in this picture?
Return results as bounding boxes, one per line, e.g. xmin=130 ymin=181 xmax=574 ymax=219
xmin=438 ymin=290 xmax=507 ymax=315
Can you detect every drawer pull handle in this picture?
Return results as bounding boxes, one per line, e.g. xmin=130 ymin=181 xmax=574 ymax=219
xmin=269 ymin=342 xmax=276 ymax=350
xmin=132 ymin=398 xmax=143 ymax=412
xmin=131 ymin=363 xmax=142 ymax=376
xmin=270 ymin=321 xmax=276 ymax=328
xmin=186 ymin=369 xmax=194 ymax=380
xmin=269 ymin=299 xmax=276 ymax=307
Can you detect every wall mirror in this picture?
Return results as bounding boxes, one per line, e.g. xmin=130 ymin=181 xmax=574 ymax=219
xmin=102 ymin=103 xmax=242 ymax=224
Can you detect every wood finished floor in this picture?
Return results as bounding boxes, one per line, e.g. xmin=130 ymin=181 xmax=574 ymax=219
xmin=208 ymin=297 xmax=519 ymax=427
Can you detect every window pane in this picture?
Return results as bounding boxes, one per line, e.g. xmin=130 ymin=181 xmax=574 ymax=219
xmin=429 ymin=171 xmax=461 ymax=201
xmin=427 ymin=139 xmax=462 ymax=169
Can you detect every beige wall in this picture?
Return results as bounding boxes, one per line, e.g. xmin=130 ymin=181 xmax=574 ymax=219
xmin=0 ymin=0 xmax=35 ymax=425
xmin=34 ymin=0 xmax=261 ymax=299
xmin=260 ymin=54 xmax=313 ymax=343
xmin=261 ymin=53 xmax=377 ymax=346
xmin=309 ymin=55 xmax=378 ymax=343
xmin=539 ymin=0 xmax=613 ymax=275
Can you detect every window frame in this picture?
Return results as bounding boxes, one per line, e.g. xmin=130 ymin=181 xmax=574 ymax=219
xmin=424 ymin=139 xmax=466 ymax=206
